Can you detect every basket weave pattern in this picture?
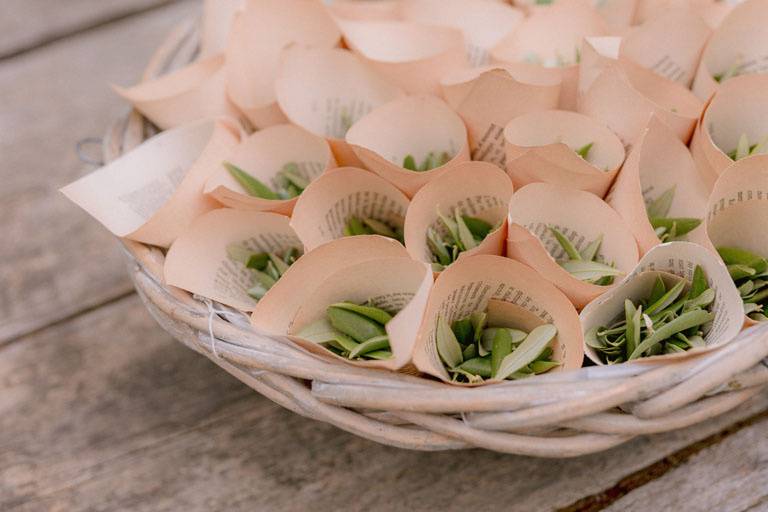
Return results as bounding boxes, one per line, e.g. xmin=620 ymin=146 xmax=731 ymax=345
xmin=104 ymin=20 xmax=768 ymax=457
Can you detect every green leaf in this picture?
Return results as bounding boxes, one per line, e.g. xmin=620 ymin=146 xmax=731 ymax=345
xmin=349 ymin=335 xmax=391 ymax=359
xmin=735 ymin=133 xmax=751 ymax=160
xmin=436 ymin=315 xmax=463 ymax=368
xmin=462 ymin=216 xmax=493 ymax=240
xmin=327 ymin=307 xmax=386 ymax=342
xmin=625 ymin=299 xmax=641 ymax=359
xmin=267 ymin=252 xmax=290 ymax=277
xmin=361 ymin=217 xmax=399 ymax=239
xmin=649 ymin=217 xmax=702 ymax=239
xmin=481 ymin=327 xmax=527 ymax=353
xmin=223 ymin=161 xmax=279 ymax=199
xmin=495 ymin=324 xmax=557 ymax=380
xmin=328 ymin=302 xmax=392 ymax=325
xmin=580 ymin=234 xmax=603 ymax=262
xmin=470 ymin=311 xmax=487 ymax=344
xmin=365 ymin=350 xmax=393 ymax=360
xmin=436 ymin=207 xmax=460 ymax=245
xmin=649 ymin=276 xmax=667 ymax=304
xmin=690 ymin=265 xmax=708 ymax=299
xmin=530 ymin=360 xmax=561 ymax=374
xmin=455 ymin=209 xmax=478 ymax=251
xmin=426 ymin=228 xmax=452 ymax=266
xmin=645 ymin=279 xmax=686 ymax=315
xmin=297 ymin=318 xmax=359 ymax=352
xmin=344 ymin=216 xmax=371 ymax=236
xmin=451 ymin=318 xmax=474 ymax=345
xmin=402 ymin=154 xmax=417 ymax=171
xmin=226 ymin=244 xmax=252 ymax=265
xmin=717 ymin=246 xmax=768 ymax=272
xmin=575 ymin=142 xmax=593 ymax=160
xmin=559 ymin=260 xmax=625 ymax=281
xmin=728 ymin=264 xmax=757 ymax=280
xmin=646 ymin=187 xmax=675 ymax=219
xmin=462 ymin=343 xmax=477 ymax=360
xmin=490 ymin=328 xmax=514 ymax=377
xmin=549 ymin=226 xmax=582 ymax=261
xmin=629 ymin=309 xmax=715 ymax=359
xmin=455 ymin=357 xmax=492 ymax=378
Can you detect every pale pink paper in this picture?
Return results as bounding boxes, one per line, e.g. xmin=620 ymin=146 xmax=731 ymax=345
xmin=706 ymin=155 xmax=768 ymax=327
xmin=503 ymin=109 xmax=625 ymax=197
xmin=288 ymin=257 xmax=433 ymax=370
xmin=690 ymin=74 xmax=768 ymax=186
xmin=507 ymin=182 xmax=639 ymax=308
xmin=163 ymin=209 xmax=300 ymax=312
xmin=634 ymin=0 xmax=712 ymax=24
xmin=580 ymin=241 xmax=744 ymax=365
xmin=274 ymin=46 xmax=403 ymax=167
xmin=62 ymin=118 xmax=241 ymax=248
xmin=412 ymin=255 xmax=584 ymax=384
xmin=440 ymin=65 xmax=560 ymax=168
xmin=289 ymin=167 xmax=410 ymax=251
xmin=606 ymin=117 xmax=712 ymax=255
xmin=204 ymin=124 xmax=336 ymax=215
xmin=404 ymin=162 xmax=514 ymax=269
xmin=200 ymin=0 xmax=245 ymax=58
xmin=345 ymin=95 xmax=470 ymax=197
xmin=113 ymin=55 xmax=242 ymax=130
xmin=399 ymin=0 xmax=524 ymax=66
xmin=225 ymin=0 xmax=341 ymax=129
xmin=251 ymin=235 xmax=410 ymax=331
xmin=326 ymin=0 xmax=403 ymax=21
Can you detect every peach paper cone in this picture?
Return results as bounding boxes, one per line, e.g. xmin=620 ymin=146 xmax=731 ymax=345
xmin=289 ymin=167 xmax=410 ymax=251
xmin=404 ymin=162 xmax=513 ymax=271
xmin=580 ymin=241 xmax=744 ymax=365
xmin=503 ymin=109 xmax=625 ymax=197
xmin=690 ymin=74 xmax=768 ymax=188
xmin=440 ymin=65 xmax=560 ymax=168
xmin=692 ymin=0 xmax=768 ymax=101
xmin=163 ymin=209 xmax=300 ymax=312
xmin=412 ymin=255 xmax=584 ymax=385
xmin=336 ymin=19 xmax=468 ymax=95
xmin=204 ymin=124 xmax=336 ymax=215
xmin=200 ymin=0 xmax=244 ymax=57
xmin=345 ymin=95 xmax=470 ymax=197
xmin=224 ymin=0 xmax=340 ymax=129
xmin=399 ymin=0 xmax=524 ymax=66
xmin=287 ymin=257 xmax=433 ymax=370
xmin=114 ymin=55 xmax=242 ymax=130
xmin=634 ymin=0 xmax=711 ymax=24
xmin=326 ymin=0 xmax=402 ymax=20
xmin=274 ymin=46 xmax=403 ymax=167
xmin=507 ymin=183 xmax=639 ymax=309
xmin=606 ymin=117 xmax=711 ymax=255
xmin=62 ymin=118 xmax=241 ymax=248
xmin=705 ymin=155 xmax=768 ymax=327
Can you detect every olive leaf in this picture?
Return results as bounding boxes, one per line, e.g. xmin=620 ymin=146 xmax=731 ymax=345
xmin=436 ymin=314 xmax=463 ymax=369
xmin=718 ymin=246 xmax=768 ymax=322
xmin=549 ymin=226 xmax=621 ymax=285
xmin=224 ymin=161 xmax=279 ymax=200
xmin=494 ymin=324 xmax=558 ymax=380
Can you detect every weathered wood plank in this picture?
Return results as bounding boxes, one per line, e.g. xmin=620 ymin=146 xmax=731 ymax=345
xmin=0 ymin=0 xmax=183 ymax=59
xmin=601 ymin=416 xmax=768 ymax=512
xmin=0 ymin=0 xmax=198 ymax=344
xmin=1 ymin=295 xmax=766 ymax=511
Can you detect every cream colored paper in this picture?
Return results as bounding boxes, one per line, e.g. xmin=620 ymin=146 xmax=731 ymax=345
xmin=619 ymin=8 xmax=711 ymax=88
xmin=113 ymin=55 xmax=241 ymax=130
xmin=507 ymin=183 xmax=639 ymax=308
xmin=164 ymin=209 xmax=300 ymax=312
xmin=412 ymin=255 xmax=584 ymax=384
xmin=288 ymin=257 xmax=433 ymax=370
xmin=578 ymin=40 xmax=704 ymax=145
xmin=399 ymin=0 xmax=524 ymax=66
xmin=607 ymin=117 xmax=712 ymax=255
xmin=62 ymin=119 xmax=241 ymax=248
xmin=404 ymin=162 xmax=513 ymax=269
xmin=491 ymin=0 xmax=608 ymax=110
xmin=225 ymin=0 xmax=341 ymax=129
xmin=706 ymin=155 xmax=768 ymax=326
xmin=580 ymin=241 xmax=744 ymax=364
xmin=510 ymin=0 xmax=637 ymax=31
xmin=440 ymin=65 xmax=561 ymax=168
xmin=289 ymin=167 xmax=410 ymax=251
xmin=345 ymin=95 xmax=470 ymax=197
xmin=503 ymin=109 xmax=625 ymax=197
xmin=690 ymin=74 xmax=768 ymax=187
xmin=251 ymin=235 xmax=410 ymax=331
xmin=692 ymin=0 xmax=768 ymax=100
xmin=326 ymin=0 xmax=403 ymax=20
xmin=200 ymin=0 xmax=244 ymax=57
xmin=204 ymin=124 xmax=336 ymax=215
xmin=336 ymin=19 xmax=469 ymax=95
xmin=274 ymin=46 xmax=403 ymax=167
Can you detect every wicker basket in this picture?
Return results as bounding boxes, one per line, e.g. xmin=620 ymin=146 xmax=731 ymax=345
xmin=103 ymin=19 xmax=768 ymax=457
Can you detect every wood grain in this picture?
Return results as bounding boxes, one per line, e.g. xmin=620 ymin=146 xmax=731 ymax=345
xmin=0 ymin=0 xmax=183 ymax=59
xmin=1 ymin=294 xmax=766 ymax=512
xmin=0 ymin=0 xmax=198 ymax=345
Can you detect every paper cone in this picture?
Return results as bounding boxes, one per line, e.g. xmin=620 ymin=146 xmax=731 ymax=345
xmin=634 ymin=0 xmax=712 ymax=24
xmin=204 ymin=124 xmax=336 ymax=215
xmin=289 ymin=167 xmax=410 ymax=251
xmin=503 ymin=109 xmax=625 ymax=197
xmin=62 ymin=118 xmax=241 ymax=248
xmin=440 ymin=65 xmax=560 ymax=168
xmin=580 ymin=241 xmax=744 ymax=364
xmin=163 ymin=209 xmax=300 ymax=312
xmin=326 ymin=0 xmax=403 ymax=21
xmin=607 ymin=117 xmax=711 ymax=255
xmin=412 ymin=255 xmax=584 ymax=384
xmin=224 ymin=0 xmax=341 ymax=129
xmin=336 ymin=19 xmax=469 ymax=95
xmin=706 ymin=155 xmax=768 ymax=327
xmin=200 ymin=0 xmax=245 ymax=58
xmin=113 ymin=55 xmax=242 ymax=130
xmin=507 ymin=183 xmax=639 ymax=308
xmin=400 ymin=0 xmax=524 ymax=66
xmin=345 ymin=95 xmax=470 ymax=197
xmin=274 ymin=46 xmax=403 ymax=167
xmin=404 ymin=162 xmax=514 ymax=269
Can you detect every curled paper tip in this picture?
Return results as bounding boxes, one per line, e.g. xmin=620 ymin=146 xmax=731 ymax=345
xmin=200 ymin=0 xmax=245 ymax=58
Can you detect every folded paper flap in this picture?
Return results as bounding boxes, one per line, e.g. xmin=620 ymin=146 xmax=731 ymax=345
xmin=251 ymin=235 xmax=410 ymax=333
xmin=114 ymin=55 xmax=225 ymax=102
xmin=412 ymin=254 xmax=584 ymax=383
xmin=163 ymin=209 xmax=299 ymax=312
xmin=327 ymin=0 xmax=402 ymax=21
xmin=274 ymin=46 xmax=403 ymax=139
xmin=201 ymin=0 xmax=245 ymax=57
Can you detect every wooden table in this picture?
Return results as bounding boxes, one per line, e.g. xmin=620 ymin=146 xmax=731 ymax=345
xmin=1 ymin=2 xmax=766 ymax=510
